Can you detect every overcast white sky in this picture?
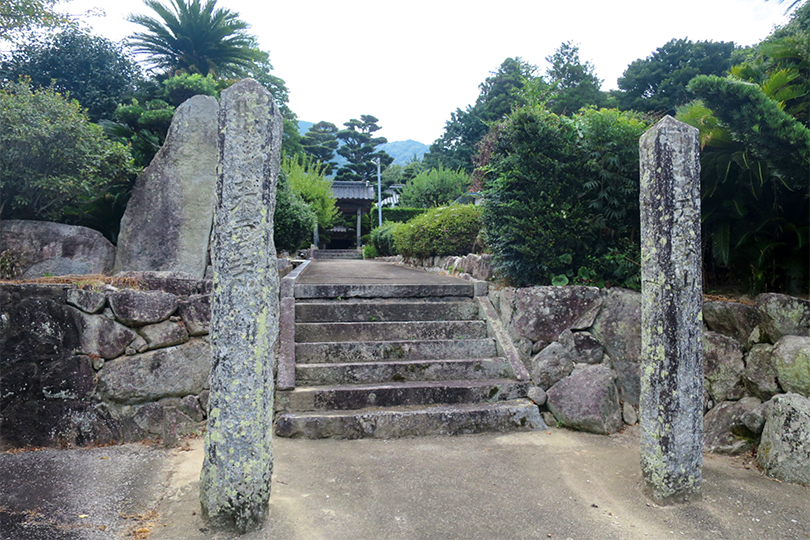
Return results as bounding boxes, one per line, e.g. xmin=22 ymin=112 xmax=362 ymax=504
xmin=63 ymin=0 xmax=792 ymax=144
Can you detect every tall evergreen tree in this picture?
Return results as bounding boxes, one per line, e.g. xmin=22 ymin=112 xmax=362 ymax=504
xmin=423 ymin=57 xmax=535 ymax=172
xmin=335 ymin=115 xmax=393 ymax=182
xmin=301 ymin=121 xmax=339 ymax=175
xmin=544 ymin=41 xmax=606 ymax=116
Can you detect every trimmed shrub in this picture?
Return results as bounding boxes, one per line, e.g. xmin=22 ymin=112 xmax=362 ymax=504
xmin=381 ymin=206 xmax=426 ymax=223
xmin=393 ymin=205 xmax=482 ymax=259
xmin=370 ymin=222 xmax=401 ymax=256
xmin=400 ymin=166 xmax=470 ymax=208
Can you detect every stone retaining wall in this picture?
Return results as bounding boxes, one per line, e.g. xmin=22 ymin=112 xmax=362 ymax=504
xmin=0 ymin=262 xmax=295 ymax=449
xmin=381 ymin=254 xmax=810 ymax=486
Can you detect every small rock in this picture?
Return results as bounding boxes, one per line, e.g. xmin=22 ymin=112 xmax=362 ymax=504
xmin=179 ymin=394 xmax=205 ymax=422
xmin=756 ymin=293 xmax=810 ymax=341
xmin=530 ymin=342 xmax=575 ymax=390
xmin=757 ymin=393 xmax=810 ymax=486
xmin=178 ymin=294 xmax=211 ymax=336
xmin=771 ymin=335 xmax=810 ymax=397
xmin=703 ymin=301 xmax=760 ymax=346
xmin=527 ymin=386 xmax=548 ymax=406
xmin=546 ymin=364 xmax=623 ymax=435
xmin=138 ymin=320 xmax=189 ymax=351
xmin=109 ymin=289 xmax=178 ymax=326
xmin=742 ymin=401 xmax=770 ymax=435
xmin=703 ymin=397 xmax=762 ymax=455
xmin=622 ymin=401 xmax=638 ymax=425
xmin=704 ymin=330 xmax=745 ymax=403
xmin=66 ymin=288 xmax=106 ymax=314
xmin=743 ymin=344 xmax=781 ymax=400
xmin=73 ymin=309 xmax=138 ymax=360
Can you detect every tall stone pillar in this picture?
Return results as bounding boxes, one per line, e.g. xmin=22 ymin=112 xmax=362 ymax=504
xmin=638 ymin=116 xmax=703 ymax=504
xmin=199 ymin=79 xmax=282 ymax=532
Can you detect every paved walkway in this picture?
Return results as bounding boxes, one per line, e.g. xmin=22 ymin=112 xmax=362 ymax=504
xmin=296 ymin=259 xmax=466 ymax=286
xmin=2 ymin=428 xmax=808 ymax=540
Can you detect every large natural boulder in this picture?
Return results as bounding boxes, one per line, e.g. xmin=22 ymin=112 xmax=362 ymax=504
xmin=743 ymin=344 xmax=781 ymax=400
xmin=114 ymin=95 xmax=219 ymax=278
xmin=589 ymin=288 xmax=642 ymax=405
xmin=703 ymin=397 xmax=762 ymax=455
xmin=0 ymin=285 xmax=81 ymax=366
xmin=0 ymin=220 xmax=115 ymax=278
xmin=97 ymin=339 xmax=211 ymax=404
xmin=529 ymin=342 xmax=575 ymax=389
xmin=546 ymin=364 xmax=623 ymax=435
xmin=703 ymin=300 xmax=760 ymax=345
xmin=756 ymin=293 xmax=810 ymax=342
xmin=757 ymin=393 xmax=810 ymax=486
xmin=500 ymin=286 xmax=602 ymax=344
xmin=108 ymin=289 xmax=178 ymax=326
xmin=703 ymin=330 xmax=745 ymax=403
xmin=771 ymin=335 xmax=810 ymax=397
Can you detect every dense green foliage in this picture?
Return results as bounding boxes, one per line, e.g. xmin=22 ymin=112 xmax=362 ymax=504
xmin=0 ymin=27 xmax=141 ymax=121
xmin=399 ymin=167 xmax=470 ymax=208
xmin=683 ymin=76 xmax=809 ymax=293
xmin=301 ymin=121 xmax=339 ymax=175
xmin=615 ymin=39 xmax=739 ymax=115
xmin=282 ymin=153 xmax=339 ymax=231
xmin=423 ymin=58 xmax=533 ymax=173
xmin=482 ymin=106 xmax=647 ymax=287
xmin=0 ymin=0 xmax=68 ymax=41
xmin=0 ymin=81 xmax=138 ymax=224
xmin=380 ymin=207 xmax=427 ymax=223
xmin=672 ymin=3 xmax=810 ymax=293
xmin=393 ymin=205 xmax=482 ymax=259
xmin=544 ymin=41 xmax=606 ymax=115
xmin=369 ymin=221 xmax=400 ymax=256
xmin=274 ymin=172 xmax=317 ymax=253
xmin=335 ymin=115 xmax=393 ymax=182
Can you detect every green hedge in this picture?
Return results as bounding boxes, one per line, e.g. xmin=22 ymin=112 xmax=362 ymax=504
xmin=393 ymin=205 xmax=482 ymax=259
xmin=370 ymin=222 xmax=400 ymax=256
xmin=381 ymin=207 xmax=426 ymax=223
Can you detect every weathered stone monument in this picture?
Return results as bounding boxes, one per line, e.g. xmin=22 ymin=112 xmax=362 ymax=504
xmin=114 ymin=95 xmax=219 ymax=279
xmin=199 ymin=79 xmax=282 ymax=532
xmin=638 ymin=116 xmax=703 ymax=503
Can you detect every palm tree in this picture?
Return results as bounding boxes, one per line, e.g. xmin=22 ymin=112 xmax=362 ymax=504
xmin=127 ymin=0 xmax=263 ymax=77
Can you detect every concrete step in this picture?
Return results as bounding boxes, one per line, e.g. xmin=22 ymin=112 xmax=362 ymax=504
xmin=295 ymin=299 xmax=479 ymax=323
xmin=295 ymin=320 xmax=488 ymax=343
xmin=313 ymin=250 xmax=362 ymax=260
xmin=295 ymin=338 xmax=498 ymax=364
xmin=294 ymin=282 xmax=473 ymax=299
xmin=274 ymin=399 xmax=546 ymax=439
xmin=295 ymin=358 xmax=513 ymax=385
xmin=275 ymin=379 xmax=529 ymax=413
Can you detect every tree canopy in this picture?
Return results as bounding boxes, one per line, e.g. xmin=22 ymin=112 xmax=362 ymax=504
xmin=0 ymin=0 xmax=69 ymax=41
xmin=127 ymin=0 xmax=264 ymax=77
xmin=1 ymin=27 xmax=141 ymax=121
xmin=0 ymin=81 xmax=137 ymax=223
xmin=423 ymin=57 xmax=534 ymax=173
xmin=335 ymin=115 xmax=393 ymax=182
xmin=544 ymin=41 xmax=606 ymax=115
xmin=301 ymin=121 xmax=339 ymax=175
xmin=615 ymin=38 xmax=739 ymax=115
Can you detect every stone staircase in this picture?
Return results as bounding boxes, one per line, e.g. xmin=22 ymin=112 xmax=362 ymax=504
xmin=274 ymin=274 xmax=545 ymax=439
xmin=312 ymin=249 xmax=362 ymax=260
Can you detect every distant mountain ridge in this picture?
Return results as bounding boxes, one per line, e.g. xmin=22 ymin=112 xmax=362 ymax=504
xmin=297 ymin=121 xmax=428 ymax=167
